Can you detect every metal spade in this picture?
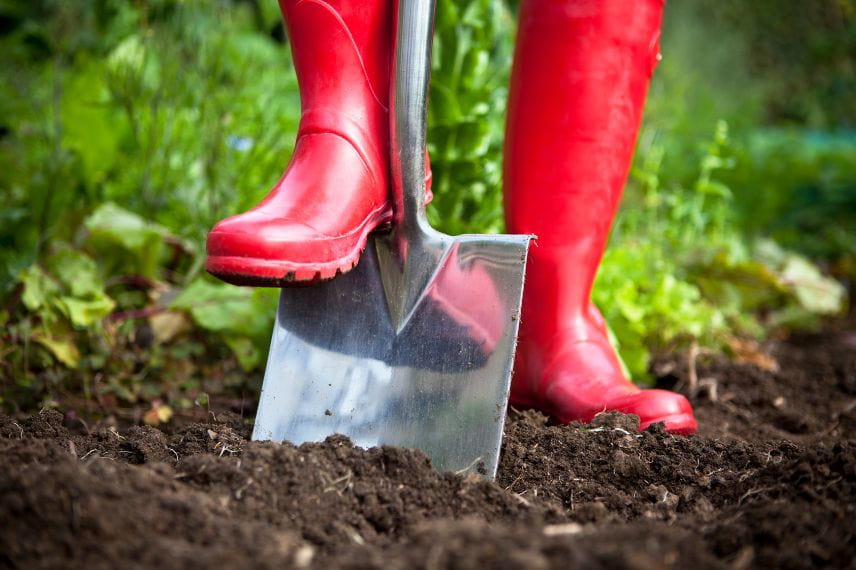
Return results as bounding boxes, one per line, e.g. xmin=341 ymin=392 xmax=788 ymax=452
xmin=252 ymin=0 xmax=531 ymax=478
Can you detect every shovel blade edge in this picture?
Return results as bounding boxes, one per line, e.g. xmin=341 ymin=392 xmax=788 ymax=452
xmin=252 ymin=233 xmax=530 ymax=477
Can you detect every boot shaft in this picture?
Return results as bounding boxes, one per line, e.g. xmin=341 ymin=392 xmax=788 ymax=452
xmin=280 ymin=0 xmax=392 ymax=108
xmin=279 ymin=0 xmax=393 ymax=165
xmin=504 ymin=0 xmax=665 ymax=335
xmin=504 ymin=0 xmax=664 ymax=310
xmin=504 ymin=0 xmax=664 ymax=245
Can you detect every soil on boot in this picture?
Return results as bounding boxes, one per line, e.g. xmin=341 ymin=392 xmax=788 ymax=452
xmin=1 ymin=324 xmax=854 ymax=570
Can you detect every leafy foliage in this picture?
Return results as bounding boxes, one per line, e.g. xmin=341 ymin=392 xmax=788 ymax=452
xmin=724 ymin=130 xmax=856 ymax=271
xmin=700 ymin=0 xmax=856 ymax=128
xmin=0 ymin=0 xmax=299 ymax=295
xmin=427 ymin=0 xmax=514 ymax=235
xmin=2 ymin=203 xmax=274 ymax=411
xmin=0 ymin=0 xmax=293 ymax=411
xmin=597 ymin=122 xmax=846 ymax=380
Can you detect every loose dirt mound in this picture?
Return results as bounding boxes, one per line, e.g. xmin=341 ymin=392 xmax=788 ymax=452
xmin=1 ymin=326 xmax=854 ymax=569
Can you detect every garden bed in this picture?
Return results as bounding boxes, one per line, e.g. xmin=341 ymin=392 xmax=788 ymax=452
xmin=1 ymin=324 xmax=854 ymax=569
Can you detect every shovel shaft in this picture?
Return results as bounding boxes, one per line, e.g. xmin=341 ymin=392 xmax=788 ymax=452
xmin=391 ymin=0 xmax=435 ymax=237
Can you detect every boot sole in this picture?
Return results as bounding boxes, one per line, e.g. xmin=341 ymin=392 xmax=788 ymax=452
xmin=205 ymin=205 xmax=393 ymax=287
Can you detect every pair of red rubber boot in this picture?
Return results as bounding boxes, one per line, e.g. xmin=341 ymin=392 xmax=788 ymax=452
xmin=207 ymin=0 xmax=697 ymax=435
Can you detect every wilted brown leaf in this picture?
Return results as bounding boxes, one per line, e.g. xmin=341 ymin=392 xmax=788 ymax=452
xmin=727 ymin=337 xmax=779 ymax=372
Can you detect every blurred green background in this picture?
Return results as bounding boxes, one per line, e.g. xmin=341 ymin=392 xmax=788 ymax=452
xmin=0 ymin=0 xmax=853 ymax=419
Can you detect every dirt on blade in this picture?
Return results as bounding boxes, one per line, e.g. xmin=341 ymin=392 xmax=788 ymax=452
xmin=1 ymin=323 xmax=854 ymax=570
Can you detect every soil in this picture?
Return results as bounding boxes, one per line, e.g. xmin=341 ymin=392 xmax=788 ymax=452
xmin=1 ymin=324 xmax=854 ymax=569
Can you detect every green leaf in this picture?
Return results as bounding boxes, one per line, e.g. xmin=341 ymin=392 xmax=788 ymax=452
xmin=767 ymin=305 xmax=822 ymax=331
xmin=56 ymin=294 xmax=116 ymax=328
xmin=780 ymin=254 xmax=846 ymax=315
xmin=754 ymin=238 xmax=788 ymax=266
xmin=46 ymin=248 xmax=104 ymax=298
xmin=170 ymin=278 xmax=274 ymax=339
xmin=61 ymin=63 xmax=127 ymax=188
xmin=107 ymin=35 xmax=148 ymax=78
xmin=614 ymin=282 xmax=646 ymax=323
xmin=607 ymin=318 xmax=651 ymax=382
xmin=20 ymin=266 xmax=59 ymax=312
xmin=696 ymin=254 xmax=785 ymax=311
xmin=31 ymin=331 xmax=81 ymax=369
xmin=102 ymin=382 xmax=137 ymax=403
xmin=224 ymin=336 xmax=262 ymax=371
xmin=84 ymin=202 xmax=171 ymax=277
xmin=170 ymin=279 xmax=276 ymax=370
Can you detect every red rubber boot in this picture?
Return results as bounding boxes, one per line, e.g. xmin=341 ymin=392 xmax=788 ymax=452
xmin=504 ymin=0 xmax=697 ymax=434
xmin=206 ymin=0 xmax=395 ymax=286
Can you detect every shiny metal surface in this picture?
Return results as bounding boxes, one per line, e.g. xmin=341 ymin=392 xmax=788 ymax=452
xmin=252 ymin=0 xmax=530 ymax=477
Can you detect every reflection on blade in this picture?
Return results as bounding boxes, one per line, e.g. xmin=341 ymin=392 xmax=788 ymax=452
xmin=252 ymin=232 xmax=529 ymax=476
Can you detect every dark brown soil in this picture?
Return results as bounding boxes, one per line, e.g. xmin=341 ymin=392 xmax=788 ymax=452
xmin=2 ymin=325 xmax=854 ymax=569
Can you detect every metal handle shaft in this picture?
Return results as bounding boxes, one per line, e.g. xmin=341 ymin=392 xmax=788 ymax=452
xmin=390 ymin=0 xmax=436 ymax=237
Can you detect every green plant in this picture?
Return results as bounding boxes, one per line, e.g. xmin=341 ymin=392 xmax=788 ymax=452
xmin=1 ymin=204 xmax=276 ymax=412
xmin=427 ymin=0 xmax=514 ymax=235
xmin=724 ymin=129 xmax=856 ymax=273
xmin=0 ymin=0 xmax=300 ymax=293
xmin=598 ymin=122 xmax=847 ymax=381
xmin=0 ymin=1 xmax=293 ymax=411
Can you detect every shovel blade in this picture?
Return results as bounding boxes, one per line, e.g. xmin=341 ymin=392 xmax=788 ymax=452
xmin=252 ymin=232 xmax=529 ymax=477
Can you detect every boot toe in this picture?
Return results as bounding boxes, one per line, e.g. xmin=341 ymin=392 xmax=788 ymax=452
xmin=208 ymin=213 xmax=328 ymax=261
xmin=205 ymin=208 xmax=388 ymax=286
xmin=515 ymin=330 xmax=698 ymax=435
xmin=608 ymin=390 xmax=698 ymax=435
